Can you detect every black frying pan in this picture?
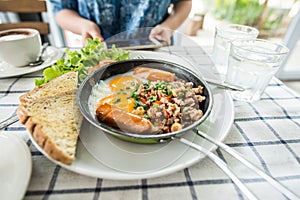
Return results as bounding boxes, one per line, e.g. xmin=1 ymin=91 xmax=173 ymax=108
xmin=77 ymin=59 xmax=213 ymax=144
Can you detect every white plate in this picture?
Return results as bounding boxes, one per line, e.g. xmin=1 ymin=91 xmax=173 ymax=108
xmin=0 ymin=46 xmax=64 ymax=78
xmin=79 ymin=121 xmax=198 ymax=173
xmin=29 ymin=86 xmax=233 ymax=180
xmin=0 ymin=133 xmax=32 ymax=200
xmin=28 ymin=50 xmax=234 ymax=180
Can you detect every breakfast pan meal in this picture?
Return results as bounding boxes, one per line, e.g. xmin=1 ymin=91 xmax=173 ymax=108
xmin=18 ymin=38 xmax=212 ymax=165
xmin=79 ymin=59 xmax=212 ymax=143
xmin=95 ymin=67 xmax=206 ymax=135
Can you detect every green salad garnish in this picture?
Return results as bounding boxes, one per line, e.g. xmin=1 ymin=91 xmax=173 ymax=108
xmin=34 ymin=38 xmax=130 ymax=86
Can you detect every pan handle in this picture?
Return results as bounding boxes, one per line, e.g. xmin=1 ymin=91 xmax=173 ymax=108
xmin=173 ymin=136 xmax=258 ymax=200
xmin=174 ymin=130 xmax=300 ymax=200
xmin=195 ymin=130 xmax=300 ymax=200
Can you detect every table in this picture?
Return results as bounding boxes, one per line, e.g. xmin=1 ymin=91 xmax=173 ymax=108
xmin=1 ymin=45 xmax=300 ymax=200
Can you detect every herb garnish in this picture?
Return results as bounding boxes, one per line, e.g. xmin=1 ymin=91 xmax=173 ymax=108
xmin=150 ymin=95 xmax=157 ymax=102
xmin=113 ymin=98 xmax=121 ymax=104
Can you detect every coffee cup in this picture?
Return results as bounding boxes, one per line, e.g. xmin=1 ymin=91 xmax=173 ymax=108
xmin=0 ymin=28 xmax=42 ymax=67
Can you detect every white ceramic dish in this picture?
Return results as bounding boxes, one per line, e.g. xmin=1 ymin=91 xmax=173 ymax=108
xmin=0 ymin=133 xmax=32 ymax=199
xmin=29 ymin=86 xmax=233 ymax=180
xmin=80 ymin=120 xmax=198 ymax=173
xmin=0 ymin=46 xmax=64 ymax=78
xmin=27 ymin=50 xmax=234 ymax=180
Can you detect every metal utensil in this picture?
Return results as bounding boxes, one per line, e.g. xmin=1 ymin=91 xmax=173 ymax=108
xmin=176 ymin=136 xmax=258 ymax=200
xmin=194 ymin=130 xmax=300 ymax=200
xmin=204 ymin=78 xmax=245 ymax=91
xmin=174 ymin=129 xmax=300 ymax=200
xmin=29 ymin=43 xmax=49 ymax=66
xmin=0 ymin=114 xmax=19 ymax=130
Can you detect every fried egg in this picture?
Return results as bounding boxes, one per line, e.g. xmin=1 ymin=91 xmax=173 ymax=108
xmin=109 ymin=75 xmax=141 ymax=92
xmin=88 ymin=72 xmax=141 ymax=115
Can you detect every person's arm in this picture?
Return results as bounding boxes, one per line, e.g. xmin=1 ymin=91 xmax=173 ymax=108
xmin=149 ymin=0 xmax=192 ymax=44
xmin=161 ymin=0 xmax=192 ymax=31
xmin=55 ymin=9 xmax=103 ymax=45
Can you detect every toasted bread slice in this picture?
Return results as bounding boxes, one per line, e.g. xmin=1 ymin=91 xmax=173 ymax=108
xmin=18 ymin=91 xmax=82 ymax=164
xmin=20 ymin=71 xmax=78 ymax=104
xmin=18 ymin=71 xmax=82 ymax=165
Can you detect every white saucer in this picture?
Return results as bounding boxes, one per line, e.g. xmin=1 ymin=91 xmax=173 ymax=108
xmin=0 ymin=133 xmax=32 ymax=199
xmin=0 ymin=46 xmax=64 ymax=78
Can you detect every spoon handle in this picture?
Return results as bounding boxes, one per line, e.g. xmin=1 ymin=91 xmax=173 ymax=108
xmin=37 ymin=42 xmax=49 ymax=60
xmin=205 ymin=78 xmax=245 ymax=91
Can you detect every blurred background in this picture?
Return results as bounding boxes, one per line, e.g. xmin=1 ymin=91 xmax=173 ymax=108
xmin=184 ymin=0 xmax=300 ymax=92
xmin=0 ymin=0 xmax=299 ymax=91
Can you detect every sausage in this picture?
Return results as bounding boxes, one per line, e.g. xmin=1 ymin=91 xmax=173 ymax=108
xmin=96 ymin=103 xmax=158 ymax=135
xmin=133 ymin=67 xmax=175 ymax=82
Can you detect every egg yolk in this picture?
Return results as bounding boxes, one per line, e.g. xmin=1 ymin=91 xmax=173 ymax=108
xmin=109 ymin=75 xmax=140 ymax=92
xmin=98 ymin=94 xmax=134 ymax=112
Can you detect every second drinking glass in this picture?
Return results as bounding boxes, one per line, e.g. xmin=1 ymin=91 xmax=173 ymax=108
xmin=212 ymin=24 xmax=259 ymax=80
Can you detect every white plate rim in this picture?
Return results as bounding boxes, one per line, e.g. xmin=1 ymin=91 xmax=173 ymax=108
xmin=0 ymin=46 xmax=64 ymax=78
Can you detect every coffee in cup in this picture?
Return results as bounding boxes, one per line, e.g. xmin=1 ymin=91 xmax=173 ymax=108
xmin=0 ymin=28 xmax=42 ymax=67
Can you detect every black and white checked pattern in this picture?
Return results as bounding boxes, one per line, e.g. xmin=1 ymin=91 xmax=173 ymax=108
xmin=0 ymin=46 xmax=299 ymax=200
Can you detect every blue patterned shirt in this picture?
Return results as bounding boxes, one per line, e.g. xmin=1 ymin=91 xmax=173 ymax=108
xmin=49 ymin=0 xmax=178 ymax=39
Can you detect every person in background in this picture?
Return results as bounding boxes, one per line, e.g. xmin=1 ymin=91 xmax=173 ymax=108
xmin=49 ymin=0 xmax=192 ymax=45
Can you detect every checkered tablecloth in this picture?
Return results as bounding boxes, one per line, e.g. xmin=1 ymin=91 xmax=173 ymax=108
xmin=0 ymin=46 xmax=299 ymax=200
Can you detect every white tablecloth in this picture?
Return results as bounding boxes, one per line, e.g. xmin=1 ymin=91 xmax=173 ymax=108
xmin=0 ymin=46 xmax=299 ymax=200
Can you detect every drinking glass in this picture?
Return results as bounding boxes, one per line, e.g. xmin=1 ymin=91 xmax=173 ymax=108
xmin=212 ymin=24 xmax=259 ymax=79
xmin=225 ymin=39 xmax=289 ymax=102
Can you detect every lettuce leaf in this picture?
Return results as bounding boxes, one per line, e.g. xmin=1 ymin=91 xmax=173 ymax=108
xmin=34 ymin=38 xmax=130 ymax=86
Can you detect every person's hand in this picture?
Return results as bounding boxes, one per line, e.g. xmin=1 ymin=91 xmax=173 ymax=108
xmin=149 ymin=25 xmax=173 ymax=45
xmin=81 ymin=21 xmax=104 ymax=46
